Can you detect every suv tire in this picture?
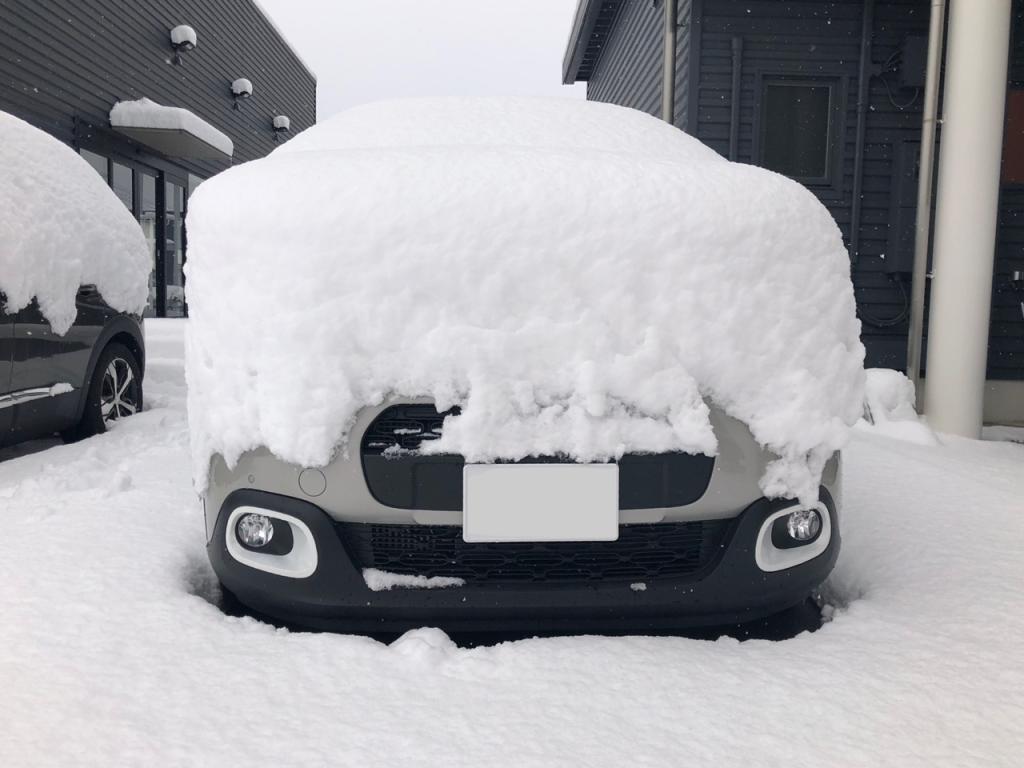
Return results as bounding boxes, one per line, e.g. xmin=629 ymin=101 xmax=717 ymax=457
xmin=61 ymin=342 xmax=143 ymax=442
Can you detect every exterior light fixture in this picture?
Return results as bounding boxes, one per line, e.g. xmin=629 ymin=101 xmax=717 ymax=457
xmin=170 ymin=25 xmax=197 ymax=65
xmin=236 ymin=513 xmax=274 ymax=549
xmin=231 ymin=78 xmax=253 ymax=110
xmin=785 ymin=508 xmax=822 ymax=542
xmin=272 ymin=114 xmax=291 ymax=141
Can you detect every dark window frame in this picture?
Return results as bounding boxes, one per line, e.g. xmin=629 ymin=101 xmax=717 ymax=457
xmin=752 ymin=72 xmax=848 ymax=200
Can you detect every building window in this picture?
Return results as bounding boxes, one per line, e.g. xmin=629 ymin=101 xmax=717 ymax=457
xmin=112 ymin=161 xmax=134 ymax=210
xmin=140 ymin=174 xmax=158 ymax=316
xmin=759 ymin=80 xmax=835 ymax=183
xmin=80 ymin=149 xmax=108 ymax=182
xmin=164 ymin=181 xmax=186 ymax=318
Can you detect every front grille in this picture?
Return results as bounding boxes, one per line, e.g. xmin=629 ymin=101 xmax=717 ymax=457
xmin=361 ymin=403 xmax=456 ymax=452
xmin=337 ymin=520 xmax=732 ymax=584
xmin=361 ymin=404 xmax=716 ymax=511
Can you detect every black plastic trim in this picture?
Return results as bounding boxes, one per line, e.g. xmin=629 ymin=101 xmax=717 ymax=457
xmin=207 ymin=487 xmax=840 ymax=634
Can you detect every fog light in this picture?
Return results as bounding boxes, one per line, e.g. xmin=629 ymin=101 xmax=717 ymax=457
xmin=237 ymin=513 xmax=274 ymax=548
xmin=786 ymin=508 xmax=822 ymax=542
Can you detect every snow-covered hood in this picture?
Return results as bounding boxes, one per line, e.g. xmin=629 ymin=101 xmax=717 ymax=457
xmin=185 ymin=97 xmax=865 ymax=503
xmin=0 ymin=111 xmax=150 ymax=333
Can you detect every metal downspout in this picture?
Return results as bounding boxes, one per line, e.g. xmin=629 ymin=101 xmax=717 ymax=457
xmin=662 ymin=0 xmax=678 ymax=124
xmin=850 ymin=0 xmax=875 ymax=261
xmin=906 ymin=0 xmax=948 ymax=397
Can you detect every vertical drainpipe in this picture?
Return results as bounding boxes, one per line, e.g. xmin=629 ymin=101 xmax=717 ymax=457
xmin=850 ymin=0 xmax=875 ymax=262
xmin=729 ymin=37 xmax=743 ymax=161
xmin=905 ymin=0 xmax=947 ymax=399
xmin=924 ymin=0 xmax=1012 ymax=437
xmin=662 ymin=0 xmax=678 ymax=124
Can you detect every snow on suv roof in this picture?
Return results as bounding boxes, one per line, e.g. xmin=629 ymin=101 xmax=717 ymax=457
xmin=0 ymin=111 xmax=150 ymax=333
xmin=275 ymin=96 xmax=716 ymax=160
xmin=185 ymin=97 xmax=865 ymax=502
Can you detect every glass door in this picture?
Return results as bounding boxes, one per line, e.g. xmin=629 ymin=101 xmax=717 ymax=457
xmin=138 ymin=171 xmax=158 ymax=316
xmin=76 ymin=148 xmax=192 ymax=318
xmin=162 ymin=178 xmax=187 ymax=317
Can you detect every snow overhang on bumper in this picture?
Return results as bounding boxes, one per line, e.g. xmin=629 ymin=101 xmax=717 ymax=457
xmin=203 ymin=400 xmax=792 ymax=535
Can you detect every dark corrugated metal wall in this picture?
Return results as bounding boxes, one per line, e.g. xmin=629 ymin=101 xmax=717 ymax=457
xmin=587 ymin=0 xmax=668 ymax=120
xmin=0 ymin=0 xmax=316 ymax=178
xmin=584 ymin=0 xmax=1023 ymax=379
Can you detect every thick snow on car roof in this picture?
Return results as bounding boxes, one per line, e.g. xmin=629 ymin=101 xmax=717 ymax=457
xmin=186 ymin=97 xmax=865 ymax=502
xmin=0 ymin=111 xmax=150 ymax=333
xmin=276 ymin=96 xmax=718 ymax=160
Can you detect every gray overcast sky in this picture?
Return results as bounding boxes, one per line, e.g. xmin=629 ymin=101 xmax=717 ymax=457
xmin=257 ymin=1 xmax=585 ymax=120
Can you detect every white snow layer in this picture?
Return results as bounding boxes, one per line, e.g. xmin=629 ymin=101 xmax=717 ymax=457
xmin=185 ymin=98 xmax=865 ymax=502
xmin=362 ymin=568 xmax=465 ymax=592
xmin=0 ymin=111 xmax=150 ymax=334
xmin=110 ymin=98 xmax=234 ymax=157
xmin=1 ymin=320 xmax=1021 ymax=767
xmin=858 ymin=368 xmax=937 ymax=445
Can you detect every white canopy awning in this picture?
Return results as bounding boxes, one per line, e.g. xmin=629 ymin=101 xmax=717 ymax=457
xmin=110 ymin=98 xmax=233 ymax=161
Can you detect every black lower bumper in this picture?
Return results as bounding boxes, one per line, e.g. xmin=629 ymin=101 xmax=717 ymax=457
xmin=208 ymin=489 xmax=839 ymax=634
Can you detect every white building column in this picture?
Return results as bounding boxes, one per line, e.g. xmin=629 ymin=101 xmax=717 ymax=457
xmin=924 ymin=0 xmax=1012 ymax=437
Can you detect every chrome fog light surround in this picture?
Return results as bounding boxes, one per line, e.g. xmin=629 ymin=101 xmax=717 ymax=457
xmin=225 ymin=506 xmax=318 ymax=578
xmin=755 ymin=502 xmax=831 ymax=573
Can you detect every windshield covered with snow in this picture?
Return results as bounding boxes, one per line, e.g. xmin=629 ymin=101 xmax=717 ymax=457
xmin=0 ymin=111 xmax=150 ymax=333
xmin=185 ymin=97 xmax=865 ymax=503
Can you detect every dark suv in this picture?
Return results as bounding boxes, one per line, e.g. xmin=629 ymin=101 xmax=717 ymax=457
xmin=0 ymin=289 xmax=144 ymax=447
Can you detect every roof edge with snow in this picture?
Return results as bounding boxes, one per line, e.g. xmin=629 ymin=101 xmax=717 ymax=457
xmin=249 ymin=0 xmax=317 ymax=83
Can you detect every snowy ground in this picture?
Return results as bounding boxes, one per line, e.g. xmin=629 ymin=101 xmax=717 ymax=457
xmin=1 ymin=319 xmax=1021 ymax=767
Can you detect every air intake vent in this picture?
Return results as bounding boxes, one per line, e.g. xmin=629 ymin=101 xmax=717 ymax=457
xmin=338 ymin=519 xmax=732 ymax=584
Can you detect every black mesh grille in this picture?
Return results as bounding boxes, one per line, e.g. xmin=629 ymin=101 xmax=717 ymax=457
xmin=361 ymin=403 xmax=456 ymax=453
xmin=361 ymin=404 xmax=716 ymax=511
xmin=337 ymin=520 xmax=732 ymax=584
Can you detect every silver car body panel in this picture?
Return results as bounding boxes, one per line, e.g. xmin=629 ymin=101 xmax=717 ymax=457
xmin=204 ymin=398 xmax=841 ymax=542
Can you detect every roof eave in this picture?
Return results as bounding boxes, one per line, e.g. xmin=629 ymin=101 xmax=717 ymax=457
xmin=562 ymin=0 xmax=624 ymax=85
xmin=562 ymin=0 xmax=594 ymax=84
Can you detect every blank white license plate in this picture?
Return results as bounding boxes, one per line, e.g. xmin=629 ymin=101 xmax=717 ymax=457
xmin=462 ymin=464 xmax=619 ymax=543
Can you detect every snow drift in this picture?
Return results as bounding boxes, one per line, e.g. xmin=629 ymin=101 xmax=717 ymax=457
xmin=185 ymin=97 xmax=865 ymax=503
xmin=0 ymin=111 xmax=150 ymax=334
xmin=858 ymin=368 xmax=937 ymax=445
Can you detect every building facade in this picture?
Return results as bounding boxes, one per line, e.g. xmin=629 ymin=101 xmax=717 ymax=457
xmin=564 ymin=0 xmax=1024 ymax=425
xmin=0 ymin=0 xmax=316 ymax=316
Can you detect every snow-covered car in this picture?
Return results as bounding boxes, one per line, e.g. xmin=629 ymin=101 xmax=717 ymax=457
xmin=187 ymin=98 xmax=864 ymax=633
xmin=1 ymin=112 xmax=150 ymax=447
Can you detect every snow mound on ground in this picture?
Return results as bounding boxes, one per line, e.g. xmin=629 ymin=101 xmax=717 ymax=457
xmin=3 ymin=321 xmax=1022 ymax=767
xmin=0 ymin=111 xmax=150 ymax=334
xmin=858 ymin=368 xmax=937 ymax=445
xmin=185 ymin=97 xmax=865 ymax=503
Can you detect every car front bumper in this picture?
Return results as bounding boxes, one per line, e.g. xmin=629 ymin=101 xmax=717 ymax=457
xmin=207 ymin=487 xmax=839 ymax=634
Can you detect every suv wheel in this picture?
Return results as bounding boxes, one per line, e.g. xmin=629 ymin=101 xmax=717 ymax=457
xmin=61 ymin=342 xmax=143 ymax=442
